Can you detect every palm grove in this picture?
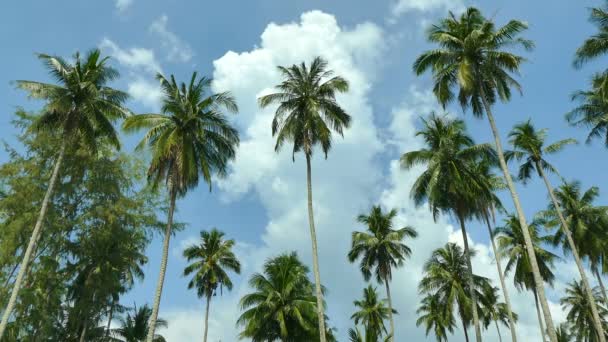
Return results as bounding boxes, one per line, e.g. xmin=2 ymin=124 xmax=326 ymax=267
xmin=2 ymin=4 xmax=608 ymax=342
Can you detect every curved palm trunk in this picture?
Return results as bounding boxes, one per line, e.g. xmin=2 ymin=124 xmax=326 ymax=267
xmin=204 ymin=294 xmax=211 ymax=342
xmin=480 ymin=92 xmax=558 ymax=342
xmin=484 ymin=213 xmax=518 ymax=342
xmin=384 ymin=278 xmax=395 ymax=342
xmin=459 ymin=306 xmax=471 ymax=342
xmin=106 ymin=299 xmax=115 ymax=338
xmin=457 ymin=213 xmax=483 ymax=342
xmin=145 ymin=190 xmax=177 ymax=342
xmin=595 ymin=269 xmax=608 ymax=305
xmin=495 ymin=320 xmax=503 ymax=342
xmin=0 ymin=142 xmax=66 ymax=339
xmin=79 ymin=321 xmax=88 ymax=342
xmin=533 ymin=290 xmax=547 ymax=342
xmin=536 ymin=163 xmax=606 ymax=342
xmin=305 ymin=154 xmax=327 ymax=342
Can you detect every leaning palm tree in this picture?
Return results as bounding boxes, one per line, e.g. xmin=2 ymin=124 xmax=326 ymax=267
xmin=505 ymin=120 xmax=606 ymax=339
xmin=351 ymin=285 xmax=394 ymax=342
xmin=347 ymin=205 xmax=417 ymax=341
xmin=123 ymin=72 xmax=239 ymax=342
xmin=413 ymin=7 xmax=559 ymax=341
xmin=112 ymin=304 xmax=167 ymax=342
xmin=258 ymin=56 xmax=350 ymax=342
xmin=183 ymin=229 xmax=241 ymax=342
xmin=416 ymin=293 xmax=455 ymax=342
xmin=561 ymin=280 xmax=608 ymax=342
xmin=495 ymin=215 xmax=559 ymax=342
xmin=0 ymin=49 xmax=129 ymax=338
xmin=402 ymin=113 xmax=495 ymax=340
xmin=479 ymin=285 xmax=519 ymax=342
xmin=567 ymin=74 xmax=608 ymax=146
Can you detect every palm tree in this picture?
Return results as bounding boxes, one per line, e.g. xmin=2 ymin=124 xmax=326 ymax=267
xmin=505 ymin=120 xmax=606 ymax=339
xmin=402 ymin=113 xmax=495 ymax=340
xmin=479 ymin=286 xmax=519 ymax=342
xmin=258 ymin=56 xmax=350 ymax=342
xmin=419 ymin=243 xmax=492 ymax=342
xmin=351 ymin=285 xmax=394 ymax=341
xmin=574 ymin=2 xmax=608 ymax=99
xmin=556 ymin=323 xmax=573 ymax=342
xmin=567 ymin=74 xmax=608 ymax=146
xmin=348 ymin=327 xmax=391 ymax=342
xmin=0 ymin=49 xmax=129 ymax=338
xmin=541 ymin=182 xmax=608 ymax=305
xmin=495 ymin=215 xmax=559 ymax=342
xmin=561 ymin=280 xmax=608 ymax=342
xmin=237 ymin=252 xmax=324 ymax=341
xmin=347 ymin=205 xmax=417 ymax=341
xmin=123 ymin=72 xmax=239 ymax=342
xmin=183 ymin=229 xmax=241 ymax=342
xmin=413 ymin=7 xmax=559 ymax=341
xmin=416 ymin=293 xmax=455 ymax=342
xmin=112 ymin=304 xmax=167 ymax=342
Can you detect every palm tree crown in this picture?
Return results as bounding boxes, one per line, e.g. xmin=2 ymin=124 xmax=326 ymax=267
xmin=574 ymin=3 xmax=608 ymax=68
xmin=561 ymin=280 xmax=608 ymax=342
xmin=350 ymin=286 xmax=394 ymax=341
xmin=568 ymin=74 xmax=608 ymax=146
xmin=113 ymin=305 xmax=167 ymax=342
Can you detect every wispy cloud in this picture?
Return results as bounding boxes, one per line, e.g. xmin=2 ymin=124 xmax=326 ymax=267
xmin=150 ymin=15 xmax=194 ymax=63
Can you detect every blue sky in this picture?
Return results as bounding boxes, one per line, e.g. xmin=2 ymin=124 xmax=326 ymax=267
xmin=2 ymin=0 xmax=607 ymax=340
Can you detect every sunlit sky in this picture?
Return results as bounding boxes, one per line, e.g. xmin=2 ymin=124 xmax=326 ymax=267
xmin=2 ymin=0 xmax=607 ymax=340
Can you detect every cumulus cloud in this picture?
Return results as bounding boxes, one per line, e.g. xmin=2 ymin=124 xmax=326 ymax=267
xmin=150 ymin=15 xmax=194 ymax=63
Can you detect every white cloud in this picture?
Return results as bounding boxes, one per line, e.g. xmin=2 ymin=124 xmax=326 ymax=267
xmin=100 ymin=38 xmax=161 ymax=74
xmin=391 ymin=0 xmax=465 ymax=17
xmin=115 ymin=0 xmax=133 ymax=13
xmin=149 ymin=15 xmax=194 ymax=63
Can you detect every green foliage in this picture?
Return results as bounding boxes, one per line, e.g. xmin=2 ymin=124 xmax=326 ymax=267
xmin=111 ymin=304 xmax=167 ymax=342
xmin=561 ymin=280 xmax=608 ymax=342
xmin=350 ymin=285 xmax=394 ymax=341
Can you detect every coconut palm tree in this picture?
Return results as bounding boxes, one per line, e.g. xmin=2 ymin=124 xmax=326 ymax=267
xmin=567 ymin=75 xmax=608 ymax=146
xmin=0 ymin=49 xmax=129 ymax=338
xmin=351 ymin=285 xmax=394 ymax=341
xmin=347 ymin=205 xmax=417 ymax=341
xmin=419 ymin=243 xmax=492 ymax=342
xmin=258 ymin=56 xmax=350 ymax=342
xmin=479 ymin=286 xmax=519 ymax=342
xmin=540 ymin=181 xmax=608 ymax=305
xmin=556 ymin=323 xmax=573 ymax=342
xmin=561 ymin=280 xmax=608 ymax=342
xmin=413 ymin=7 xmax=559 ymax=341
xmin=123 ymin=72 xmax=239 ymax=342
xmin=495 ymin=215 xmax=559 ymax=342
xmin=402 ymin=113 xmax=495 ymax=340
xmin=237 ymin=252 xmax=325 ymax=341
xmin=574 ymin=2 xmax=608 ymax=68
xmin=182 ymin=229 xmax=241 ymax=342
xmin=112 ymin=304 xmax=167 ymax=342
xmin=505 ymin=120 xmax=606 ymax=338
xmin=416 ymin=293 xmax=455 ymax=342
xmin=348 ymin=327 xmax=391 ymax=342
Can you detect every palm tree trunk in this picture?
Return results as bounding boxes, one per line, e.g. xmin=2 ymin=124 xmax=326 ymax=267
xmin=79 ymin=321 xmax=88 ymax=342
xmin=305 ymin=153 xmax=327 ymax=342
xmin=536 ymin=163 xmax=606 ymax=342
xmin=479 ymin=90 xmax=558 ymax=342
xmin=495 ymin=320 xmax=503 ymax=342
xmin=457 ymin=213 xmax=483 ymax=342
xmin=484 ymin=213 xmax=518 ymax=342
xmin=533 ymin=290 xmax=547 ymax=342
xmin=384 ymin=277 xmax=395 ymax=342
xmin=595 ymin=269 xmax=608 ymax=305
xmin=460 ymin=307 xmax=470 ymax=342
xmin=204 ymin=294 xmax=211 ymax=342
xmin=0 ymin=142 xmax=66 ymax=339
xmin=145 ymin=190 xmax=177 ymax=342
xmin=106 ymin=300 xmax=115 ymax=338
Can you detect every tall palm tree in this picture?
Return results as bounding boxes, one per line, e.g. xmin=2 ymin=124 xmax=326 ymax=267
xmin=0 ymin=49 xmax=129 ymax=338
xmin=574 ymin=1 xmax=608 ymax=99
xmin=561 ymin=280 xmax=608 ymax=342
xmin=567 ymin=74 xmax=608 ymax=146
xmin=123 ymin=72 xmax=239 ymax=342
xmin=347 ymin=205 xmax=417 ymax=341
xmin=183 ymin=229 xmax=241 ymax=342
xmin=412 ymin=7 xmax=559 ymax=341
xmin=258 ymin=56 xmax=350 ymax=342
xmin=419 ymin=243 xmax=492 ymax=342
xmin=495 ymin=215 xmax=559 ymax=342
xmin=112 ymin=304 xmax=167 ymax=342
xmin=479 ymin=286 xmax=519 ymax=342
xmin=402 ymin=113 xmax=495 ymax=340
xmin=351 ymin=285 xmax=394 ymax=341
xmin=416 ymin=293 xmax=455 ymax=342
xmin=505 ymin=120 xmax=606 ymax=339
xmin=540 ymin=181 xmax=608 ymax=304
xmin=237 ymin=252 xmax=325 ymax=341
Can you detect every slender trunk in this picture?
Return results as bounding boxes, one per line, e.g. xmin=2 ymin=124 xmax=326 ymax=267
xmin=595 ymin=269 xmax=608 ymax=305
xmin=145 ymin=190 xmax=177 ymax=342
xmin=460 ymin=307 xmax=470 ymax=342
xmin=533 ymin=290 xmax=547 ymax=342
xmin=457 ymin=212 xmax=482 ymax=342
xmin=305 ymin=154 xmax=327 ymax=342
xmin=105 ymin=300 xmax=115 ymax=338
xmin=385 ymin=278 xmax=395 ymax=342
xmin=495 ymin=320 xmax=503 ymax=342
xmin=204 ymin=294 xmax=211 ymax=342
xmin=536 ymin=163 xmax=606 ymax=341
xmin=79 ymin=321 xmax=88 ymax=342
xmin=0 ymin=142 xmax=66 ymax=339
xmin=484 ymin=213 xmax=518 ymax=342
xmin=480 ymin=90 xmax=557 ymax=342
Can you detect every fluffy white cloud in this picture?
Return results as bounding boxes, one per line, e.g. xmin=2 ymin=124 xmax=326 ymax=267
xmin=114 ymin=0 xmax=133 ymax=13
xmin=150 ymin=15 xmax=194 ymax=63
xmin=100 ymin=38 xmax=161 ymax=74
